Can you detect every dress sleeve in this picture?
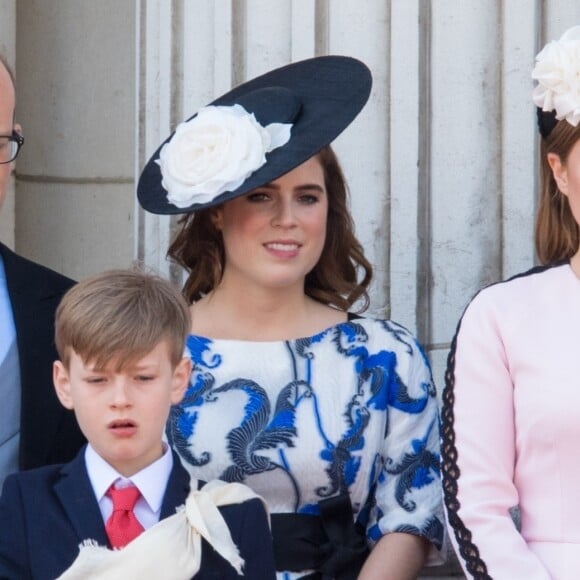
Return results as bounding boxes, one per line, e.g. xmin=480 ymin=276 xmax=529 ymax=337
xmin=368 ymin=324 xmax=445 ymax=566
xmin=441 ymin=291 xmax=550 ymax=579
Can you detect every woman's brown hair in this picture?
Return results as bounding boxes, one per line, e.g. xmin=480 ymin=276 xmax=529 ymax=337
xmin=168 ymin=145 xmax=373 ymax=311
xmin=535 ymin=119 xmax=580 ymax=264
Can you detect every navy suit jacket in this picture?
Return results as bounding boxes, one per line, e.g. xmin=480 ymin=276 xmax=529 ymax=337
xmin=0 ymin=242 xmax=85 ymax=470
xmin=0 ymin=448 xmax=276 ymax=579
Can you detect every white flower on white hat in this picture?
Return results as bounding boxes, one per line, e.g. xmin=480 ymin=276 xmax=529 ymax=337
xmin=157 ymin=104 xmax=292 ymax=208
xmin=532 ymin=25 xmax=580 ymax=128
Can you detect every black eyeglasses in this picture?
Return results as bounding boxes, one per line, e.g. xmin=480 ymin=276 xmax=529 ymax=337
xmin=0 ymin=130 xmax=24 ymax=164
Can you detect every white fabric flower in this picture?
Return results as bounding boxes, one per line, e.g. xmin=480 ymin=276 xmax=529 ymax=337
xmin=532 ymin=26 xmax=580 ymax=127
xmin=157 ymin=104 xmax=292 ymax=208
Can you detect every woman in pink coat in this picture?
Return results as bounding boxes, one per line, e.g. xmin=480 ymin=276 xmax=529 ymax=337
xmin=442 ymin=26 xmax=580 ymax=580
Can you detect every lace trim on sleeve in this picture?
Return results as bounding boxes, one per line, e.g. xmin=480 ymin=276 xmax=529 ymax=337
xmin=442 ymin=263 xmax=566 ymax=580
xmin=441 ymin=320 xmax=491 ymax=580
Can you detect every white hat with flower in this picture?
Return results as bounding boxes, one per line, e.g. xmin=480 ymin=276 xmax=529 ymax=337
xmin=532 ymin=25 xmax=580 ymax=137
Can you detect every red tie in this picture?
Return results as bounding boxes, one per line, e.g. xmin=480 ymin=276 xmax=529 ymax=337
xmin=105 ymin=484 xmax=145 ymax=548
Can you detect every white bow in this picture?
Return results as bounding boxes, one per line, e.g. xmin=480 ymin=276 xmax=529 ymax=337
xmin=57 ymin=480 xmax=267 ymax=580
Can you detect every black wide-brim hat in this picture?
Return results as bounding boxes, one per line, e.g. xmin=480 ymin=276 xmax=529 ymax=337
xmin=138 ymin=55 xmax=372 ymax=215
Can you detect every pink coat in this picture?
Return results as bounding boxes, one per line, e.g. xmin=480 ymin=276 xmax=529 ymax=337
xmin=442 ymin=263 xmax=580 ymax=579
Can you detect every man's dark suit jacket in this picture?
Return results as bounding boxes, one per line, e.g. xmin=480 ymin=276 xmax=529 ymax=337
xmin=0 ymin=448 xmax=276 ymax=579
xmin=0 ymin=242 xmax=85 ymax=470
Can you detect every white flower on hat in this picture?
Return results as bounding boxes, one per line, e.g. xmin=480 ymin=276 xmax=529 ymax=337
xmin=532 ymin=25 xmax=580 ymax=127
xmin=157 ymin=104 xmax=292 ymax=208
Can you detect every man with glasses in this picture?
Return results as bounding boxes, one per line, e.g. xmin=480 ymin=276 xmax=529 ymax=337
xmin=0 ymin=55 xmax=85 ymax=491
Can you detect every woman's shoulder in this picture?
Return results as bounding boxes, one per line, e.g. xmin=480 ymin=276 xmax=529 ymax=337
xmin=344 ymin=314 xmax=427 ymax=358
xmin=347 ymin=312 xmax=414 ymax=334
xmin=463 ymin=261 xmax=569 ymax=314
xmin=451 ymin=261 xmax=571 ymax=345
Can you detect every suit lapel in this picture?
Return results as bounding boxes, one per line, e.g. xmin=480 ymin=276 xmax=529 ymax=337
xmin=0 ymin=242 xmax=76 ymax=468
xmin=160 ymin=452 xmax=192 ymax=519
xmin=54 ymin=448 xmax=109 ymax=546
xmin=54 ymin=450 xmax=192 ymax=545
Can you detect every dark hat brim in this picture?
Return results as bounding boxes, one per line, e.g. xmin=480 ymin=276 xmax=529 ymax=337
xmin=137 ymin=55 xmax=372 ymax=215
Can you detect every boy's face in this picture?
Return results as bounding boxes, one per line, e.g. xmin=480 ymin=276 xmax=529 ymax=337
xmin=53 ymin=340 xmax=191 ymax=477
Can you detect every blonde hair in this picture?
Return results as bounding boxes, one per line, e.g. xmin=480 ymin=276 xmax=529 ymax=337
xmin=535 ymin=120 xmax=580 ymax=264
xmin=55 ymin=268 xmax=190 ymax=370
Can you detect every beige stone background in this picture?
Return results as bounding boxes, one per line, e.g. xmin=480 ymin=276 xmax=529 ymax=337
xmin=2 ymin=1 xmax=580 ymax=577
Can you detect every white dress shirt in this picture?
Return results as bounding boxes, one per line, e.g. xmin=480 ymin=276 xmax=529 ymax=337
xmin=84 ymin=443 xmax=173 ymax=530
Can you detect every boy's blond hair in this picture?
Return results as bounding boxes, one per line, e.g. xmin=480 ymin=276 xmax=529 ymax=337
xmin=55 ymin=268 xmax=191 ymax=370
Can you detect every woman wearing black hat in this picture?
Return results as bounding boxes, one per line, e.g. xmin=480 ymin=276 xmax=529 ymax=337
xmin=139 ymin=56 xmax=444 ymax=579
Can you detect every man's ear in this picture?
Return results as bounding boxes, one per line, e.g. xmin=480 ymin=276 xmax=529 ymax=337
xmin=53 ymin=361 xmax=74 ymax=410
xmin=547 ymin=152 xmax=569 ymax=197
xmin=13 ymin=122 xmax=22 ymax=135
xmin=170 ymin=357 xmax=192 ymax=405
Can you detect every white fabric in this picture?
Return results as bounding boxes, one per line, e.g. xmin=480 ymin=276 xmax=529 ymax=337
xmin=85 ymin=444 xmax=173 ymax=529
xmin=57 ymin=479 xmax=265 ymax=580
xmin=173 ymin=317 xmax=445 ymax=578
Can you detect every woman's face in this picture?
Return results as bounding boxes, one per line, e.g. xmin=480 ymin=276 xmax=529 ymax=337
xmin=549 ymin=138 xmax=580 ymax=226
xmin=213 ymin=155 xmax=329 ymax=292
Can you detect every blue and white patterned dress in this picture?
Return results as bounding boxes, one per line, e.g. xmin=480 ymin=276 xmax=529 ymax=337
xmin=168 ymin=317 xmax=444 ymax=578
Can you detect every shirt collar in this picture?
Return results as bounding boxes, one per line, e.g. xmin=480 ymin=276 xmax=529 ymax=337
xmin=85 ymin=443 xmax=173 ymax=514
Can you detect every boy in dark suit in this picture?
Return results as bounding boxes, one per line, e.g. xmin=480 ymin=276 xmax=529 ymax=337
xmin=0 ymin=269 xmax=275 ymax=579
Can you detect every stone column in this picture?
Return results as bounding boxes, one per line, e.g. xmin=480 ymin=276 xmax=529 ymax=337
xmin=0 ymin=0 xmax=16 ymax=248
xmin=14 ymin=0 xmax=136 ymax=280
